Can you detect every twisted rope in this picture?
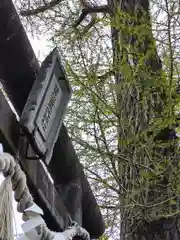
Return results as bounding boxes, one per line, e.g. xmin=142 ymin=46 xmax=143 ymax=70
xmin=0 ymin=153 xmax=34 ymax=213
xmin=0 ymin=152 xmax=90 ymax=240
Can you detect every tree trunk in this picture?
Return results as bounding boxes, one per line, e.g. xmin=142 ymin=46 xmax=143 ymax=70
xmin=133 ymin=217 xmax=180 ymax=239
xmin=108 ymin=0 xmax=180 ymax=239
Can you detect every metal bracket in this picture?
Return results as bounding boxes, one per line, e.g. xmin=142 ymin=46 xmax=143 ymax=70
xmin=16 ymin=129 xmax=40 ymax=161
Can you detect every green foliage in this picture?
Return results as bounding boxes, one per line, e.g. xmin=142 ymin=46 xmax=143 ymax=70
xmin=98 ymin=234 xmax=110 ymax=240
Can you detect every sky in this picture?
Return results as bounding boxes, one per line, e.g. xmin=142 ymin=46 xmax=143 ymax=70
xmin=27 ymin=33 xmax=50 ymax=62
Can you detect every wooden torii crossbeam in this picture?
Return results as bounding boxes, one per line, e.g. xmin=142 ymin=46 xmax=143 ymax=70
xmin=0 ymin=0 xmax=105 ymax=238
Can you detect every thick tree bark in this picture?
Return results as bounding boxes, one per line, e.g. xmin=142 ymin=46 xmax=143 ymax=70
xmin=107 ymin=0 xmax=180 ymax=239
xmin=134 ymin=217 xmax=180 ymax=239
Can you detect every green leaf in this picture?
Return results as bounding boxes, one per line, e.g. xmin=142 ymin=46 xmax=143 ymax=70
xmin=169 ymin=199 xmax=177 ymax=205
xmin=140 ymin=170 xmax=151 ymax=178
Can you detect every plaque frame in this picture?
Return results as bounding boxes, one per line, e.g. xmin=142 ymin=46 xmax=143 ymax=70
xmin=20 ymin=48 xmax=72 ymax=164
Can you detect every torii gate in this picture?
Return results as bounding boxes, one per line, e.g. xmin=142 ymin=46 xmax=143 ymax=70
xmin=0 ymin=0 xmax=105 ymax=238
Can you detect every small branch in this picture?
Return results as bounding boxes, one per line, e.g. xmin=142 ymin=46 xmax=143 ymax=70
xmin=85 ymin=167 xmax=120 ymax=194
xmin=73 ymin=4 xmax=110 ymax=27
xmin=97 ymin=70 xmax=114 ymax=80
xmin=20 ymin=0 xmax=63 ymax=16
xmin=85 ymin=5 xmax=110 ymax=14
xmin=81 ymin=16 xmax=96 ymax=34
xmin=99 ymin=205 xmax=118 ymax=209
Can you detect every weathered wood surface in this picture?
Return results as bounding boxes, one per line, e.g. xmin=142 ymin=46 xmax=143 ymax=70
xmin=0 ymin=91 xmax=69 ymax=231
xmin=0 ymin=0 xmax=105 ymax=238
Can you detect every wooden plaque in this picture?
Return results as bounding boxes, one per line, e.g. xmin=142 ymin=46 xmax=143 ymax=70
xmin=20 ymin=48 xmax=72 ymax=164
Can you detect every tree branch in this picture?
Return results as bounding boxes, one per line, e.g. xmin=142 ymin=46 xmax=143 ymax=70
xmin=97 ymin=70 xmax=115 ymax=80
xmin=99 ymin=205 xmax=118 ymax=209
xmin=81 ymin=16 xmax=96 ymax=34
xmin=85 ymin=167 xmax=120 ymax=194
xmin=73 ymin=4 xmax=110 ymax=28
xmin=20 ymin=0 xmax=63 ymax=16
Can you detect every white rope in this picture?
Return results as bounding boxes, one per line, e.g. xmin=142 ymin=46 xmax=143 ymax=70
xmin=0 ymin=149 xmax=90 ymax=240
xmin=0 ymin=176 xmax=14 ymax=240
xmin=0 ymin=153 xmax=34 ymax=213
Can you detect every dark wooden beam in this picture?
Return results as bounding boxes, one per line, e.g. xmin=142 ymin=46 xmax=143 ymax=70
xmin=0 ymin=90 xmax=70 ymax=231
xmin=0 ymin=0 xmax=105 ymax=238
